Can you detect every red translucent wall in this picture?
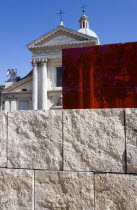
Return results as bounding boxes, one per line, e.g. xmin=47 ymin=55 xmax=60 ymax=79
xmin=62 ymin=42 xmax=137 ymax=109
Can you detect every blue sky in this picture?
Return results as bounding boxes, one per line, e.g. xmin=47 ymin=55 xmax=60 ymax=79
xmin=0 ymin=0 xmax=137 ymax=85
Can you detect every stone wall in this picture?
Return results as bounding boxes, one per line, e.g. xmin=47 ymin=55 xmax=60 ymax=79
xmin=0 ymin=109 xmax=137 ymax=209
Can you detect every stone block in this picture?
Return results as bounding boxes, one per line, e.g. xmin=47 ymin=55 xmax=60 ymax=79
xmin=63 ymin=109 xmax=125 ymax=172
xmin=0 ymin=168 xmax=34 ymax=210
xmin=126 ymin=108 xmax=137 ymax=173
xmin=7 ymin=110 xmax=62 ymax=170
xmin=0 ymin=112 xmax=7 ymax=167
xmin=95 ymin=173 xmax=137 ymax=210
xmin=35 ymin=171 xmax=94 ymax=210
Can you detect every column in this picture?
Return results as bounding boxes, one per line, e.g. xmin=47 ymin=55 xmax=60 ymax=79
xmin=41 ymin=59 xmax=48 ymax=110
xmin=32 ymin=60 xmax=38 ymax=110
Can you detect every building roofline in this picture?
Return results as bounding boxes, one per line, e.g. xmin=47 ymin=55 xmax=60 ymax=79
xmin=28 ymin=40 xmax=97 ymax=50
xmin=26 ymin=25 xmax=97 ymax=49
xmin=3 ymin=74 xmax=32 ymax=92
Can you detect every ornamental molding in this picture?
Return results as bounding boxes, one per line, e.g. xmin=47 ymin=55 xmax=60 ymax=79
xmin=29 ymin=40 xmax=97 ymax=50
xmin=32 ymin=49 xmax=62 ymax=56
xmin=30 ymin=58 xmax=48 ymax=65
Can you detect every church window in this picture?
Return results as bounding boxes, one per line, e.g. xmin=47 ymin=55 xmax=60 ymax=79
xmin=19 ymin=101 xmax=28 ymax=110
xmin=56 ymin=67 xmax=62 ymax=87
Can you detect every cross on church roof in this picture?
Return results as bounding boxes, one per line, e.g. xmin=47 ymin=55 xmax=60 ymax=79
xmin=58 ymin=9 xmax=64 ymax=22
xmin=82 ymin=4 xmax=87 ymax=15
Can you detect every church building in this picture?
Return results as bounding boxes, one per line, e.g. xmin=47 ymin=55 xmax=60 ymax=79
xmin=2 ymin=10 xmax=100 ymax=110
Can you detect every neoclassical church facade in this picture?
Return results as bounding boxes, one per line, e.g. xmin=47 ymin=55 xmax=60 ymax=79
xmin=2 ymin=11 xmax=100 ymax=110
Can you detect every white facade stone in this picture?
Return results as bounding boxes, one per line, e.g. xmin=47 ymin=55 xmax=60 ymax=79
xmin=11 ymin=100 xmax=17 ymax=111
xmin=5 ymin=101 xmax=10 ymax=111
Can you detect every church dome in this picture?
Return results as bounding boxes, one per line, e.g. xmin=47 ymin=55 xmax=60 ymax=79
xmin=78 ymin=28 xmax=99 ymax=39
xmin=78 ymin=10 xmax=100 ymax=45
xmin=79 ymin=14 xmax=89 ymax=22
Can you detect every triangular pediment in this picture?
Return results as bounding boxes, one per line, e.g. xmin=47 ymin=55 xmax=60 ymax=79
xmin=3 ymin=74 xmax=32 ymax=92
xmin=35 ymin=34 xmax=83 ymax=46
xmin=27 ymin=26 xmax=96 ymax=49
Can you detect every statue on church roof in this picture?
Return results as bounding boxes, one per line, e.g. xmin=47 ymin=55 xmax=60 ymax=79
xmin=6 ymin=68 xmax=17 ymax=82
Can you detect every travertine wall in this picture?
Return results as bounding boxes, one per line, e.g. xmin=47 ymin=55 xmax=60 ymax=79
xmin=0 ymin=109 xmax=137 ymax=209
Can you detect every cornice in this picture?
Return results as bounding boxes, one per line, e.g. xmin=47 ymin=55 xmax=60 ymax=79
xmin=3 ymin=91 xmax=32 ymax=95
xmin=29 ymin=40 xmax=97 ymax=50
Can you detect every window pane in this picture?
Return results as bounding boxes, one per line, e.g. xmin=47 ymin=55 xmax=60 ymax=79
xmin=56 ymin=67 xmax=62 ymax=87
xmin=19 ymin=101 xmax=28 ymax=110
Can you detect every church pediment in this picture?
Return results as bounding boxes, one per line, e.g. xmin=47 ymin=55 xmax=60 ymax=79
xmin=34 ymin=34 xmax=83 ymax=46
xmin=27 ymin=25 xmax=96 ymax=49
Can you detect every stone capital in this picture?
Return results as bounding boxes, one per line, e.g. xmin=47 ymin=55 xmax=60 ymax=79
xmin=41 ymin=58 xmax=48 ymax=66
xmin=30 ymin=59 xmax=37 ymax=67
xmin=31 ymin=58 xmax=48 ymax=66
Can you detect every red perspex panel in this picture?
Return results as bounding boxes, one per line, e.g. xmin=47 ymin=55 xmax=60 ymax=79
xmin=100 ymin=43 xmax=125 ymax=108
xmin=62 ymin=42 xmax=137 ymax=109
xmin=62 ymin=48 xmax=83 ymax=109
xmin=81 ymin=45 xmax=102 ymax=108
xmin=123 ymin=42 xmax=137 ymax=108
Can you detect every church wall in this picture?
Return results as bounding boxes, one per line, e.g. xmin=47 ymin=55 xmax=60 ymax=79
xmin=0 ymin=108 xmax=137 ymax=209
xmin=4 ymin=93 xmax=32 ymax=111
xmin=3 ymin=80 xmax=33 ymax=111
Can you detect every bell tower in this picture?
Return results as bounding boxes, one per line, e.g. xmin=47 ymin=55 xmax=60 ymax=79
xmin=78 ymin=5 xmax=100 ymax=45
xmin=79 ymin=7 xmax=90 ymax=29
